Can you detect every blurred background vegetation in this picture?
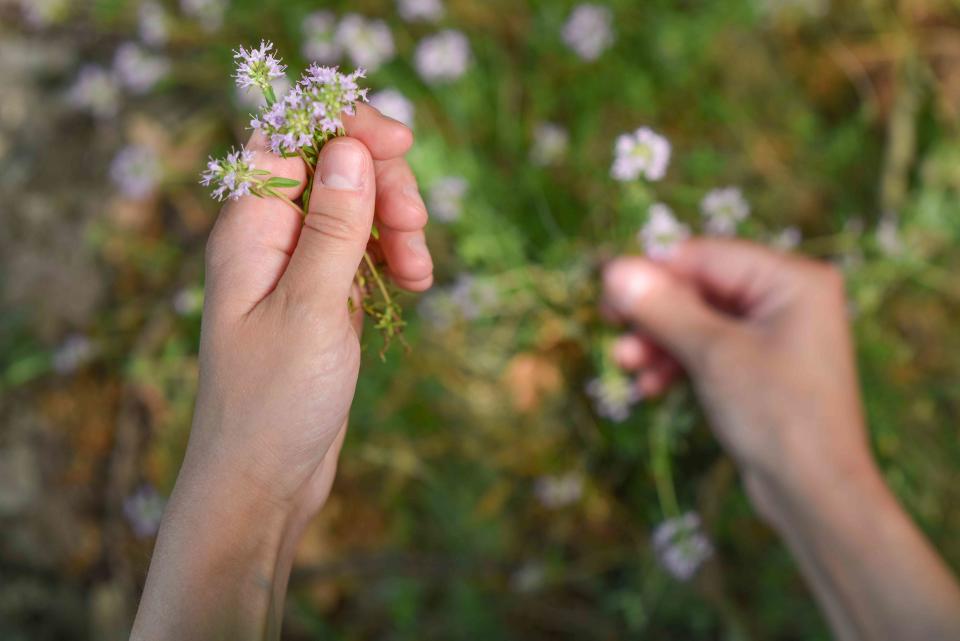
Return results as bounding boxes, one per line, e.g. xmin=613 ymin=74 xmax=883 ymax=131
xmin=2 ymin=0 xmax=960 ymax=639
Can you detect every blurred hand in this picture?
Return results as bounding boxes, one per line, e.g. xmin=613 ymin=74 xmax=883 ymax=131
xmin=602 ymin=238 xmax=868 ymax=496
xmin=602 ymin=239 xmax=960 ymax=641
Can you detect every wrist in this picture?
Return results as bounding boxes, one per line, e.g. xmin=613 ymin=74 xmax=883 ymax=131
xmin=741 ymin=437 xmax=885 ymax=531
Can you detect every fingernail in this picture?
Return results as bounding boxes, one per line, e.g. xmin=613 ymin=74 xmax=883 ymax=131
xmin=406 ymin=236 xmax=431 ymax=261
xmin=604 ymin=262 xmax=657 ymax=313
xmin=320 ymin=142 xmax=365 ymax=191
xmin=402 ymin=183 xmax=426 ymax=209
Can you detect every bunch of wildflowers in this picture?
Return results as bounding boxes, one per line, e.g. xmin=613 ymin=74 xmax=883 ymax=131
xmin=201 ymin=42 xmax=405 ymax=355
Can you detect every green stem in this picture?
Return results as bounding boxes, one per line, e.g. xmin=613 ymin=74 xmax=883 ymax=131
xmin=650 ymin=408 xmax=681 ymax=518
xmin=262 ymin=187 xmax=305 ymax=217
xmin=362 ymin=251 xmax=397 ymax=317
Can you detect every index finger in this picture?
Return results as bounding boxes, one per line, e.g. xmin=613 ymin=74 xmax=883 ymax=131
xmin=343 ymin=102 xmax=413 ymax=160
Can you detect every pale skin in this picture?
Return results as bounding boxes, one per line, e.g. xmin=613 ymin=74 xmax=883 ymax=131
xmin=132 ymin=108 xmax=960 ymax=639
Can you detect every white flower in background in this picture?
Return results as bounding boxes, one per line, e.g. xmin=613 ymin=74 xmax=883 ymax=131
xmin=534 ymin=472 xmax=584 ymax=509
xmin=585 ymin=373 xmax=639 ymax=422
xmin=180 ymin=0 xmax=227 ymax=33
xmin=876 ymin=211 xmax=903 ymax=256
xmin=53 ymin=334 xmax=96 ymax=374
xmin=398 ymin=0 xmax=444 ymax=23
xmin=428 ymin=175 xmax=468 ymax=222
xmin=67 ymin=65 xmax=121 ymax=118
xmin=449 ymin=273 xmax=498 ymax=320
xmin=530 ymin=122 xmax=569 ymax=166
xmin=562 ymin=4 xmax=614 ymax=61
xmin=20 ymin=0 xmax=70 ymax=28
xmin=123 ymin=484 xmax=167 ymax=539
xmin=510 ymin=561 xmax=547 ymax=593
xmin=611 ymin=127 xmax=671 ymax=182
xmin=417 ymin=272 xmax=497 ymax=328
xmin=302 ymin=11 xmax=341 ymax=64
xmin=639 ymin=203 xmax=690 ymax=260
xmin=138 ymin=1 xmax=170 ymax=47
xmin=113 ymin=43 xmax=170 ymax=94
xmin=236 ymin=75 xmax=292 ymax=110
xmin=369 ymin=89 xmax=415 ymax=128
xmin=172 ymin=287 xmax=204 ymax=316
xmin=336 ymin=14 xmax=395 ymax=72
xmin=110 ymin=145 xmax=161 ymax=200
xmin=652 ymin=512 xmax=713 ymax=581
xmin=415 ymin=30 xmax=471 ymax=84
xmin=772 ymin=226 xmax=802 ymax=251
xmin=700 ymin=186 xmax=750 ymax=236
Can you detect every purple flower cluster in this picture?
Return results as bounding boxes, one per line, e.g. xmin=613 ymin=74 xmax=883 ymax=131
xmin=611 ymin=126 xmax=671 ymax=182
xmin=200 ymin=146 xmax=257 ymax=201
xmin=251 ymin=64 xmax=368 ymax=155
xmin=233 ymin=40 xmax=286 ymax=94
xmin=652 ymin=512 xmax=713 ymax=581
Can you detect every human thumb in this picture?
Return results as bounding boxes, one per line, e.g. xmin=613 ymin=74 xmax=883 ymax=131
xmin=278 ymin=137 xmax=376 ymax=306
xmin=602 ymin=257 xmax=734 ymax=370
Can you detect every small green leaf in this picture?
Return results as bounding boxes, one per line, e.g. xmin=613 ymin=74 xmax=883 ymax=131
xmin=264 ymin=177 xmax=302 ymax=189
xmin=371 ymin=225 xmax=381 ymax=240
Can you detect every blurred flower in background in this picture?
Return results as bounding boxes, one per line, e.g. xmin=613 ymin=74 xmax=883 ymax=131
xmin=772 ymin=225 xmax=803 ymax=251
xmin=700 ymin=186 xmax=751 ymax=236
xmin=301 ymin=10 xmax=341 ymax=64
xmin=138 ymin=1 xmax=170 ymax=47
xmin=336 ymin=14 xmax=395 ymax=72
xmin=652 ymin=512 xmax=713 ymax=581
xmin=19 ymin=0 xmax=70 ymax=28
xmin=110 ymin=144 xmax=161 ymax=200
xmin=123 ymin=485 xmax=167 ymax=539
xmin=530 ymin=122 xmax=570 ymax=166
xmin=562 ymin=3 xmax=614 ymax=61
xmin=113 ymin=43 xmax=170 ymax=95
xmin=180 ymin=0 xmax=227 ymax=33
xmin=428 ymin=175 xmax=468 ymax=222
xmin=585 ymin=372 xmax=640 ymax=422
xmin=52 ymin=334 xmax=96 ymax=375
xmin=611 ymin=127 xmax=671 ymax=182
xmin=67 ymin=65 xmax=121 ymax=118
xmin=640 ymin=203 xmax=690 ymax=259
xmin=369 ymin=88 xmax=415 ymax=128
xmin=534 ymin=472 xmax=584 ymax=509
xmin=415 ymin=29 xmax=471 ymax=84
xmin=397 ymin=0 xmax=445 ymax=24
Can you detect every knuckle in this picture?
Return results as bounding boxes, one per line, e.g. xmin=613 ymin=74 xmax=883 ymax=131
xmin=302 ymin=207 xmax=364 ymax=244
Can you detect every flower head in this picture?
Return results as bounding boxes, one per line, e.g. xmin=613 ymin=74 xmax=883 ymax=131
xmin=67 ymin=65 xmax=121 ymax=118
xmin=123 ymin=484 xmax=167 ymax=539
xmin=534 ymin=472 xmax=584 ymax=509
xmin=336 ymin=15 xmax=396 ymax=72
xmin=530 ymin=122 xmax=570 ymax=166
xmin=398 ymin=0 xmax=445 ymax=23
xmin=612 ymin=127 xmax=671 ymax=182
xmin=53 ymin=334 xmax=96 ymax=375
xmin=701 ymin=186 xmax=750 ymax=236
xmin=428 ymin=175 xmax=468 ymax=222
xmin=110 ymin=144 xmax=161 ymax=200
xmin=369 ymin=88 xmax=415 ymax=128
xmin=180 ymin=0 xmax=226 ymax=33
xmin=251 ymin=65 xmax=367 ymax=155
xmin=138 ymin=1 xmax=169 ymax=46
xmin=113 ymin=43 xmax=170 ymax=95
xmin=562 ymin=4 xmax=614 ymax=61
xmin=772 ymin=226 xmax=802 ymax=251
xmin=234 ymin=40 xmax=286 ymax=95
xmin=652 ymin=512 xmax=713 ymax=581
xmin=586 ymin=372 xmax=639 ymax=422
xmin=415 ymin=30 xmax=471 ymax=84
xmin=639 ymin=203 xmax=689 ymax=260
xmin=302 ymin=11 xmax=341 ymax=64
xmin=200 ymin=146 xmax=258 ymax=201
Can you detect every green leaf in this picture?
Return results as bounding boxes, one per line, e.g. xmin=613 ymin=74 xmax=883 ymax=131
xmin=264 ymin=177 xmax=302 ymax=189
